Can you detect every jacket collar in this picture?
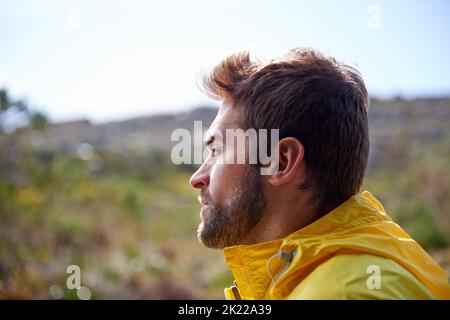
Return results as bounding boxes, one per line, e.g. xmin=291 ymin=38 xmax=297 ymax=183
xmin=223 ymin=191 xmax=388 ymax=299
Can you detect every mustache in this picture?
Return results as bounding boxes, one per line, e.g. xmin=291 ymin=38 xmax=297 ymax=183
xmin=200 ymin=190 xmax=212 ymax=203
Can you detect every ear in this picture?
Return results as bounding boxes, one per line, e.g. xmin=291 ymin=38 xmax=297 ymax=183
xmin=268 ymin=137 xmax=304 ymax=187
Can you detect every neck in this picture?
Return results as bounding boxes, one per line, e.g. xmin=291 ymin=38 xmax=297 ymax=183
xmin=239 ymin=191 xmax=321 ymax=245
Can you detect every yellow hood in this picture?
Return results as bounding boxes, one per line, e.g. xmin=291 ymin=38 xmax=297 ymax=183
xmin=223 ymin=191 xmax=450 ymax=299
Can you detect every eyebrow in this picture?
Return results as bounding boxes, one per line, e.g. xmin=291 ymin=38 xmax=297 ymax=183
xmin=203 ymin=135 xmax=215 ymax=147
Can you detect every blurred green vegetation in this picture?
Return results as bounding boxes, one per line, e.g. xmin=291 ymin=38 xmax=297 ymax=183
xmin=0 ymin=140 xmax=232 ymax=299
xmin=0 ymin=88 xmax=48 ymax=133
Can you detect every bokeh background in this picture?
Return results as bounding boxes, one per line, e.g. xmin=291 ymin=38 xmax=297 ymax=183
xmin=0 ymin=0 xmax=449 ymax=299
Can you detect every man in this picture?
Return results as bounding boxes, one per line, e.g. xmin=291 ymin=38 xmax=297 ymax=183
xmin=189 ymin=48 xmax=450 ymax=299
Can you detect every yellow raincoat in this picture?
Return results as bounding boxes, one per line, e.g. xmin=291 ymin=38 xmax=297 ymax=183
xmin=223 ymin=191 xmax=450 ymax=300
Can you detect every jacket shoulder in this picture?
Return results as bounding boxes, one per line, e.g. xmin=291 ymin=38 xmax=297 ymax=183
xmin=287 ymin=253 xmax=436 ymax=300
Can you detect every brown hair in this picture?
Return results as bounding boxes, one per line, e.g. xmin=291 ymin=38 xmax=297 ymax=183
xmin=202 ymin=48 xmax=369 ymax=211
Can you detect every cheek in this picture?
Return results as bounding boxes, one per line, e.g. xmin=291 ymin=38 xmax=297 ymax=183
xmin=209 ymin=163 xmax=243 ymax=201
xmin=208 ymin=163 xmax=226 ymax=200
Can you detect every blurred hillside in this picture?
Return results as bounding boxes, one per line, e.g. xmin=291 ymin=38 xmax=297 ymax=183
xmin=9 ymin=106 xmax=218 ymax=153
xmin=0 ymin=97 xmax=449 ymax=299
xmin=5 ymin=97 xmax=449 ymax=154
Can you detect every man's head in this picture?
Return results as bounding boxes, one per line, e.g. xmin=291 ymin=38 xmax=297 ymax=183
xmin=190 ymin=48 xmax=369 ymax=249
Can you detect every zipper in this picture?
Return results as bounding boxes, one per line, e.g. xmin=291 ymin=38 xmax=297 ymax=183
xmin=231 ymin=280 xmax=242 ymax=300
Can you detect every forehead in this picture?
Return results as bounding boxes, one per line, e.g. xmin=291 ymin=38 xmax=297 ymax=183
xmin=209 ymin=104 xmax=240 ymax=132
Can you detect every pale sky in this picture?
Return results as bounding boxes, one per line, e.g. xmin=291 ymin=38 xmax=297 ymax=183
xmin=1 ymin=0 xmax=449 ymax=122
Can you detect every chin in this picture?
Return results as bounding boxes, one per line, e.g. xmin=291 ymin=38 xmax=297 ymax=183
xmin=200 ymin=205 xmax=210 ymax=220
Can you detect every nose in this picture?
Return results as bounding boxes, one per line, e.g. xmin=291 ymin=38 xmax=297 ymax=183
xmin=189 ymin=165 xmax=210 ymax=190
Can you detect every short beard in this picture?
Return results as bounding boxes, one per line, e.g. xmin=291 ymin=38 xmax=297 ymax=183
xmin=197 ymin=165 xmax=268 ymax=249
